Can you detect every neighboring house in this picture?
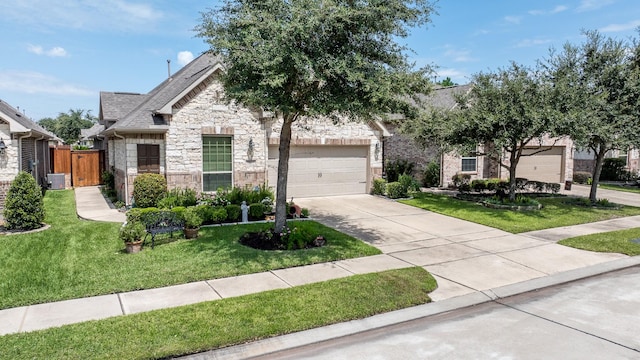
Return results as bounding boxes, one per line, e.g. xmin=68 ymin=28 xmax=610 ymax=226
xmin=0 ymin=99 xmax=57 ymax=210
xmin=385 ymin=85 xmax=575 ymax=187
xmin=574 ymin=148 xmax=640 ymax=176
xmin=79 ymin=123 xmax=105 ymax=149
xmin=99 ymin=53 xmax=388 ymax=204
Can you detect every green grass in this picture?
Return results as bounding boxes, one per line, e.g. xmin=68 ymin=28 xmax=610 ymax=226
xmin=400 ymin=192 xmax=640 ymax=233
xmin=599 ymin=183 xmax=640 ymax=194
xmin=559 ymin=228 xmax=640 ymax=255
xmin=0 ymin=190 xmax=380 ymax=310
xmin=0 ymin=267 xmax=435 ymax=360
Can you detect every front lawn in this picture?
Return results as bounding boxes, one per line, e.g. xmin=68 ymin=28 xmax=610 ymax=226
xmin=0 ymin=267 xmax=435 ymax=360
xmin=0 ymin=190 xmax=380 ymax=310
xmin=400 ymin=192 xmax=640 ymax=233
xmin=559 ymin=228 xmax=640 ymax=256
xmin=599 ymin=183 xmax=640 ymax=194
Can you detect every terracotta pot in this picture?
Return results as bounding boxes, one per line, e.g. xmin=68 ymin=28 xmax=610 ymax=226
xmin=184 ymin=228 xmax=199 ymax=239
xmin=125 ymin=240 xmax=143 ymax=254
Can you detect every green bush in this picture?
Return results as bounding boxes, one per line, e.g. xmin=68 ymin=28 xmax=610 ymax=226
xmin=119 ymin=221 xmax=146 ymax=243
xmin=471 ymin=179 xmax=486 ymax=192
xmin=301 ymin=208 xmax=310 ymax=217
xmin=126 ymin=207 xmax=159 ymax=223
xmin=158 ymin=187 xmax=197 ymax=208
xmin=398 ymin=174 xmax=420 ymax=193
xmin=601 ymin=158 xmax=630 ymax=181
xmin=386 ymin=182 xmax=406 ymax=199
xmin=225 ymin=204 xmax=241 ymax=222
xmin=101 ymin=170 xmax=115 ymax=191
xmin=226 ymin=184 xmax=274 ymax=205
xmin=132 ymin=173 xmax=167 ymax=208
xmin=182 ymin=207 xmax=203 ymax=229
xmin=249 ymin=203 xmax=265 ymax=220
xmin=452 ymin=173 xmax=471 ymax=189
xmin=3 ymin=171 xmax=45 ymax=230
xmin=211 ymin=207 xmax=228 ymax=223
xmin=371 ymin=178 xmax=387 ymax=195
xmin=194 ymin=204 xmax=214 ymax=223
xmin=170 ymin=206 xmax=186 ymax=222
xmin=421 ymin=161 xmax=440 ymax=188
xmin=385 ymin=159 xmax=414 ymax=182
xmin=573 ymin=171 xmax=592 ymax=184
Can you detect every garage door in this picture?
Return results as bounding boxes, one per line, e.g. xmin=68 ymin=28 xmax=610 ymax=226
xmin=516 ymin=147 xmax=564 ymax=183
xmin=267 ymin=146 xmax=368 ymax=198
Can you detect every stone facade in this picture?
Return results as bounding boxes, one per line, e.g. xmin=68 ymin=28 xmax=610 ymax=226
xmin=110 ymin=74 xmax=384 ymax=203
xmin=383 ymin=123 xmax=439 ymax=180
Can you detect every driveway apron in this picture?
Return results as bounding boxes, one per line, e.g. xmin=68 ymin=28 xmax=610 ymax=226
xmin=294 ymin=195 xmax=629 ymax=301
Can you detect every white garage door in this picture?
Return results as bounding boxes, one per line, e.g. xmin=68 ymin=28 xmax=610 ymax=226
xmin=268 ymin=146 xmax=368 ymax=198
xmin=516 ymin=147 xmax=564 ymax=183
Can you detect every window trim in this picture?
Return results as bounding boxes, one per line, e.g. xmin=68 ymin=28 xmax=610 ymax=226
xmin=461 ymin=156 xmax=477 ymax=173
xmin=202 ymin=135 xmax=233 ymax=192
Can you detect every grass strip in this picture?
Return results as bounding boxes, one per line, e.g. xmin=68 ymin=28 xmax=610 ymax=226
xmin=598 ymin=183 xmax=640 ymax=194
xmin=0 ymin=190 xmax=380 ymax=309
xmin=0 ymin=267 xmax=436 ymax=360
xmin=400 ymin=193 xmax=640 ymax=233
xmin=559 ymin=227 xmax=640 ymax=256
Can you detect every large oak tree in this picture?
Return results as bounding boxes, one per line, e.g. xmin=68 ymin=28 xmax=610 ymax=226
xmin=196 ymin=0 xmax=436 ymax=232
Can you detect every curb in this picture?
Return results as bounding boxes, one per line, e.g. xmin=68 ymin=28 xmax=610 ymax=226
xmin=180 ymin=256 xmax=640 ymax=360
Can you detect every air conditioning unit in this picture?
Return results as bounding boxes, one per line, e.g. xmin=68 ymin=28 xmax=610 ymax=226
xmin=48 ymin=174 xmax=65 ymax=190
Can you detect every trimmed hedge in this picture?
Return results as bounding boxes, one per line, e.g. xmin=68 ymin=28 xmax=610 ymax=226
xmin=3 ymin=171 xmax=45 ymax=230
xmin=133 ymin=173 xmax=167 ymax=208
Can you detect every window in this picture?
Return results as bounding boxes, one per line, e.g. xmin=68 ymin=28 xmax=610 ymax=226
xmin=202 ymin=136 xmax=232 ymax=191
xmin=618 ymin=149 xmax=628 ymax=166
xmin=137 ymin=144 xmax=160 ymax=173
xmin=461 ymin=157 xmax=477 ymax=172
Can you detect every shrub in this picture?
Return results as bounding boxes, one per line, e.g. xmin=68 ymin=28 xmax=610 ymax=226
xmin=398 ymin=174 xmax=420 ymax=194
xmin=101 ymin=170 xmax=115 ymax=191
xmin=249 ymin=203 xmax=265 ymax=220
xmin=226 ymin=184 xmax=274 ymax=205
xmin=301 ymin=208 xmax=310 ymax=217
xmin=119 ymin=221 xmax=146 ymax=243
xmin=600 ymin=158 xmax=633 ymax=181
xmin=546 ymin=183 xmax=561 ymax=194
xmin=158 ymin=187 xmax=197 ymax=208
xmin=170 ymin=206 xmax=186 ymax=222
xmin=126 ymin=207 xmax=159 ymax=223
xmin=485 ymin=178 xmax=502 ymax=192
xmin=182 ymin=207 xmax=203 ymax=229
xmin=371 ymin=178 xmax=387 ymax=195
xmin=515 ymin=177 xmax=529 ymax=191
xmin=421 ymin=161 xmax=440 ymax=188
xmin=528 ymin=181 xmax=546 ymax=193
xmin=385 ymin=159 xmax=415 ymax=182
xmin=211 ymin=207 xmax=228 ymax=223
xmin=471 ymin=179 xmax=486 ymax=192
xmin=3 ymin=171 xmax=45 ymax=230
xmin=452 ymin=173 xmax=471 ymax=189
xmin=225 ymin=204 xmax=241 ymax=222
xmin=194 ymin=204 xmax=214 ymax=224
xmin=573 ymin=171 xmax=592 ymax=184
xmin=386 ymin=182 xmax=406 ymax=199
xmin=132 ymin=173 xmax=167 ymax=208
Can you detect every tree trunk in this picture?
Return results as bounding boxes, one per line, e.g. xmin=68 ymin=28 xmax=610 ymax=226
xmin=508 ymin=150 xmax=519 ymax=202
xmin=589 ymin=144 xmax=607 ymax=203
xmin=274 ymin=114 xmax=295 ymax=233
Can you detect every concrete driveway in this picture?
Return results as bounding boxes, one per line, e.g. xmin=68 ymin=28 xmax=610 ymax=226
xmin=294 ymin=195 xmax=627 ymax=301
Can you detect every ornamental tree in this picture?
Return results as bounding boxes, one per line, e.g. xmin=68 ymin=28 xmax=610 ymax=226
xmin=406 ymin=62 xmax=562 ymax=201
xmin=196 ymin=0 xmax=435 ymax=232
xmin=543 ymin=30 xmax=640 ymax=203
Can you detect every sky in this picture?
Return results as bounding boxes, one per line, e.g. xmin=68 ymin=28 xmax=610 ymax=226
xmin=1 ymin=0 xmax=640 ymax=121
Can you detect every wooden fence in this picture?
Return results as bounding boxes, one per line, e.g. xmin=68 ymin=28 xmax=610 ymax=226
xmin=50 ymin=146 xmax=103 ymax=187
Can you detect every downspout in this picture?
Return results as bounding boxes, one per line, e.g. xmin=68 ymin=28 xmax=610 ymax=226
xmin=34 ymin=134 xmax=46 ymax=184
xmin=18 ymin=130 xmax=33 ymax=173
xmin=113 ymin=131 xmax=128 ymax=205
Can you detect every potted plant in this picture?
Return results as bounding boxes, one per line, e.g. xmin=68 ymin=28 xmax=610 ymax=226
xmin=120 ymin=221 xmax=146 ymax=253
xmin=182 ymin=207 xmax=203 ymax=239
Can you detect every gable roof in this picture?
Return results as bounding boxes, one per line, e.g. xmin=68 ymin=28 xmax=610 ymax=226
xmin=102 ymin=53 xmax=225 ymax=135
xmin=0 ymin=99 xmax=57 ymax=139
xmin=80 ymin=123 xmax=105 ymax=140
xmin=416 ymin=84 xmax=472 ymax=111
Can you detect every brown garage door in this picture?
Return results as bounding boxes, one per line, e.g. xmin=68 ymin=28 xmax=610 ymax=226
xmin=516 ymin=147 xmax=564 ymax=183
xmin=268 ymin=146 xmax=368 ymax=198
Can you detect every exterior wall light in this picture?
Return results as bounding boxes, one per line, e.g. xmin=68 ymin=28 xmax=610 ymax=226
xmin=0 ymin=139 xmax=6 ymax=155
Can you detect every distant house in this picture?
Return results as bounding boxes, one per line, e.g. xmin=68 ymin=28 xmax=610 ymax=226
xmin=0 ymin=99 xmax=58 ymax=209
xmin=79 ymin=123 xmax=105 ymax=149
xmin=98 ymin=53 xmax=388 ymax=204
xmin=384 ymin=85 xmax=575 ymax=187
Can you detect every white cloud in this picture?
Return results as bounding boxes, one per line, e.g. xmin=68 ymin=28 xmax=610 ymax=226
xmin=0 ymin=0 xmax=164 ymax=32
xmin=577 ymin=0 xmax=614 ymax=12
xmin=516 ymin=38 xmax=553 ymax=48
xmin=504 ymin=16 xmax=522 ymax=24
xmin=600 ymin=19 xmax=640 ymax=33
xmin=28 ymin=44 xmax=68 ymax=57
xmin=443 ymin=46 xmax=475 ymax=63
xmin=177 ymin=51 xmax=195 ymax=66
xmin=0 ymin=70 xmax=94 ymax=97
xmin=436 ymin=68 xmax=469 ymax=83
xmin=552 ymin=5 xmax=569 ymax=13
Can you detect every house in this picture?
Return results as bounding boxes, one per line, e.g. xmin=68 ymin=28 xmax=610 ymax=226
xmin=0 ymin=99 xmax=57 ymax=209
xmin=79 ymin=123 xmax=105 ymax=149
xmin=99 ymin=53 xmax=388 ymax=204
xmin=574 ymin=148 xmax=640 ymax=177
xmin=384 ymin=85 xmax=575 ymax=187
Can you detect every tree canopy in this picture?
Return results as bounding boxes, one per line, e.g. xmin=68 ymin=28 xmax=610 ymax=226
xmin=196 ymin=0 xmax=436 ymax=232
xmin=38 ymin=109 xmax=96 ymax=145
xmin=544 ymin=30 xmax=640 ymax=202
xmin=406 ymin=62 xmax=562 ymax=200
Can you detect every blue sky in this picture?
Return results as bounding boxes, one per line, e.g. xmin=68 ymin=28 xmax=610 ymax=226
xmin=1 ymin=0 xmax=640 ymax=121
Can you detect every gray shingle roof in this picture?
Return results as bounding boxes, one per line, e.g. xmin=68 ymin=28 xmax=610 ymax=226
xmin=0 ymin=99 xmax=56 ymax=138
xmin=102 ymin=53 xmax=224 ymax=134
xmin=99 ymin=92 xmax=147 ymax=123
xmin=80 ymin=123 xmax=105 ymax=140
xmin=416 ymin=84 xmax=472 ymax=110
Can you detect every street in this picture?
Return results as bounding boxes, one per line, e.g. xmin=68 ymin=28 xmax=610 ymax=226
xmin=256 ymin=266 xmax=640 ymax=360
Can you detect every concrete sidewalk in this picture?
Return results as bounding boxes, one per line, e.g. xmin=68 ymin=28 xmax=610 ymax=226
xmin=1 ymin=190 xmax=639 ymax=341
xmin=74 ymin=186 xmax=126 ymax=223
